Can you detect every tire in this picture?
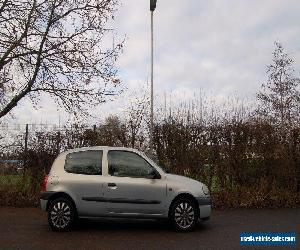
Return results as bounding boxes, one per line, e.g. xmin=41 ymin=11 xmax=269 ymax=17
xmin=169 ymin=197 xmax=198 ymax=232
xmin=48 ymin=197 xmax=76 ymax=232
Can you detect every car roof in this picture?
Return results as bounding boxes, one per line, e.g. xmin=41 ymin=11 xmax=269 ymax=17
xmin=61 ymin=146 xmax=140 ymax=155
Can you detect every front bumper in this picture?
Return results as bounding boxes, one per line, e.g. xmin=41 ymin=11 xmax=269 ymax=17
xmin=196 ymin=197 xmax=212 ymax=219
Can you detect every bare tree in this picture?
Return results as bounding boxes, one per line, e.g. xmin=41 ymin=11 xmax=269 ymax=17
xmin=125 ymin=84 xmax=150 ymax=149
xmin=256 ymin=42 xmax=300 ymax=128
xmin=0 ymin=0 xmax=123 ymax=119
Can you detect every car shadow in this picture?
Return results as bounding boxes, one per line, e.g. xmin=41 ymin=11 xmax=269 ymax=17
xmin=71 ymin=218 xmax=211 ymax=233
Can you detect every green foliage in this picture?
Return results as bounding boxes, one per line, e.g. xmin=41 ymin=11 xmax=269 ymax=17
xmin=0 ymin=175 xmax=21 ymax=185
xmin=0 ymin=174 xmax=39 ymax=207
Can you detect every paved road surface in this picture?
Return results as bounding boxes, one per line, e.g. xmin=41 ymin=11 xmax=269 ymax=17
xmin=0 ymin=208 xmax=299 ymax=250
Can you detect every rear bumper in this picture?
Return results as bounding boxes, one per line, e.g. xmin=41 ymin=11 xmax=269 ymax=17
xmin=40 ymin=199 xmax=47 ymax=211
xmin=40 ymin=191 xmax=55 ymax=200
xmin=40 ymin=191 xmax=55 ymax=211
xmin=196 ymin=197 xmax=212 ymax=219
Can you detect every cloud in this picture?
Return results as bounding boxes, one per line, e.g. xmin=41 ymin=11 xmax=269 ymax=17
xmin=4 ymin=0 xmax=300 ymax=124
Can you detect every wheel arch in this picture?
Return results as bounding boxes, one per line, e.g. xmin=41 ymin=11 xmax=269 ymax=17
xmin=168 ymin=193 xmax=199 ymax=218
xmin=46 ymin=192 xmax=77 ymax=213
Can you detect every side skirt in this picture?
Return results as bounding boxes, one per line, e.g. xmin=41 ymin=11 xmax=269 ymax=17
xmin=82 ymin=197 xmax=161 ymax=205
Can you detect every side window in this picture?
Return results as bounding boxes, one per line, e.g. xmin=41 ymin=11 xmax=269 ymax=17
xmin=65 ymin=150 xmax=102 ymax=175
xmin=108 ymin=151 xmax=154 ymax=178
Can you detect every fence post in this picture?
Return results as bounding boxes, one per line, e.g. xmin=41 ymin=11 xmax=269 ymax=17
xmin=56 ymin=131 xmax=61 ymax=154
xmin=25 ymin=124 xmax=28 ymax=153
xmin=23 ymin=124 xmax=29 ymax=177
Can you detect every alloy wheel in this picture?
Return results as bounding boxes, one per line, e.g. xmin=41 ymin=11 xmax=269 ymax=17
xmin=50 ymin=201 xmax=71 ymax=229
xmin=174 ymin=202 xmax=195 ymax=229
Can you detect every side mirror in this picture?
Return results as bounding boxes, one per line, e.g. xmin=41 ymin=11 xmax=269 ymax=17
xmin=148 ymin=169 xmax=161 ymax=179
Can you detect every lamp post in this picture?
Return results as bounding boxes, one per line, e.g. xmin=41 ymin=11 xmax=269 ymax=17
xmin=149 ymin=0 xmax=157 ymax=154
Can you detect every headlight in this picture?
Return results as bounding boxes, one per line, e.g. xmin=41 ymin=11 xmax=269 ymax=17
xmin=202 ymin=185 xmax=209 ymax=195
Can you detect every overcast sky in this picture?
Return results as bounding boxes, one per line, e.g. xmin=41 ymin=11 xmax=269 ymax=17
xmin=6 ymin=0 xmax=300 ymax=125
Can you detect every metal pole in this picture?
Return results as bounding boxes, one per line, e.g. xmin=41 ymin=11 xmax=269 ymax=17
xmin=150 ymin=10 xmax=154 ymax=154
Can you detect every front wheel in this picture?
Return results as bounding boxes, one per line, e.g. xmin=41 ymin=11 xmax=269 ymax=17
xmin=170 ymin=197 xmax=198 ymax=232
xmin=48 ymin=198 xmax=76 ymax=232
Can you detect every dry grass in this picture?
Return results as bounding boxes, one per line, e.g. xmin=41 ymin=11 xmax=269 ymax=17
xmin=0 ymin=174 xmax=40 ymax=207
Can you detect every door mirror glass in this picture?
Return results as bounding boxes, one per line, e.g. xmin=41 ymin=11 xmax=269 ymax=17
xmin=164 ymin=168 xmax=170 ymax=174
xmin=147 ymin=169 xmax=161 ymax=179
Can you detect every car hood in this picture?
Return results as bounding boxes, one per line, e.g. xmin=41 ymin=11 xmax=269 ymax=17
xmin=166 ymin=173 xmax=204 ymax=188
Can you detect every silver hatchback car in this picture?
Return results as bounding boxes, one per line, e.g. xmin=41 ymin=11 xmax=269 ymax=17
xmin=40 ymin=146 xmax=211 ymax=232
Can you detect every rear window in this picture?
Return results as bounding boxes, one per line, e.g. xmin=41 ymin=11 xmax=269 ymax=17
xmin=64 ymin=150 xmax=102 ymax=175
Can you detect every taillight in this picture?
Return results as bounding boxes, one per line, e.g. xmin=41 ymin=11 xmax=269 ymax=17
xmin=41 ymin=175 xmax=48 ymax=192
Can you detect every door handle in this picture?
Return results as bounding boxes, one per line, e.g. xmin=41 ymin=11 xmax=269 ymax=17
xmin=108 ymin=183 xmax=117 ymax=187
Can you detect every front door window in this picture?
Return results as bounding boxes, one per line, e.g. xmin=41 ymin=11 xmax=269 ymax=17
xmin=108 ymin=150 xmax=155 ymax=178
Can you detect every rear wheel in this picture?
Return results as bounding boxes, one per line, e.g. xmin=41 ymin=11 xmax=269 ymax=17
xmin=170 ymin=197 xmax=198 ymax=232
xmin=48 ymin=198 xmax=75 ymax=232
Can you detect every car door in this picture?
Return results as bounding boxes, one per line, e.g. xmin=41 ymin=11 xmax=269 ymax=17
xmin=62 ymin=150 xmax=106 ymax=216
xmin=103 ymin=150 xmax=166 ymax=216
